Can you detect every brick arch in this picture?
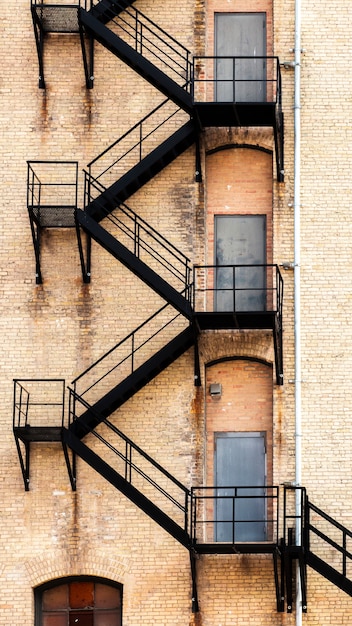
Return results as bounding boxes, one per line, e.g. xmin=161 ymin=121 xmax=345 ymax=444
xmin=198 ymin=330 xmax=275 ymax=375
xmin=24 ymin=550 xmax=130 ymax=589
xmin=204 ymin=127 xmax=274 ymax=155
xmin=206 ymin=142 xmax=272 ymax=158
xmin=207 ymin=354 xmax=273 ymax=369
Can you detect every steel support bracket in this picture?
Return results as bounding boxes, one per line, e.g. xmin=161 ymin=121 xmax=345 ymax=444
xmin=193 ymin=328 xmax=201 ymax=387
xmin=273 ymin=315 xmax=284 ymax=385
xmin=190 ymin=549 xmax=200 ymax=613
xmin=62 ymin=437 xmax=77 ymax=492
xmin=273 ymin=544 xmax=285 ymax=612
xmin=274 ymin=109 xmax=284 ymax=182
xmin=31 ymin=6 xmax=46 ymax=89
xmin=76 ymin=214 xmax=92 ymax=283
xmin=14 ymin=434 xmax=30 ymax=491
xmin=79 ymin=11 xmax=95 ymax=89
xmin=28 ymin=210 xmax=43 ymax=284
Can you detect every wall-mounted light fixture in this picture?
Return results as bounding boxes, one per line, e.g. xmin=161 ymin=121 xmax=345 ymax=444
xmin=209 ymin=383 xmax=222 ymax=398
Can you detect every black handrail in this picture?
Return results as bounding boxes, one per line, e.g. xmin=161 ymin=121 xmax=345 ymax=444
xmin=307 ymin=500 xmax=352 ymax=577
xmin=70 ymin=303 xmax=189 ymax=403
xmin=85 ymin=99 xmax=188 ymax=188
xmin=13 ymin=378 xmax=66 ymax=429
xmin=192 ymin=56 xmax=281 ymax=104
xmin=193 ymin=264 xmax=283 ymax=313
xmin=83 ymin=183 xmax=192 ymax=293
xmin=27 ymin=161 xmax=79 ymax=212
xmin=190 ymin=485 xmax=279 ymax=545
xmin=68 ymin=390 xmax=191 ymax=532
xmin=95 ymin=1 xmax=192 ymax=89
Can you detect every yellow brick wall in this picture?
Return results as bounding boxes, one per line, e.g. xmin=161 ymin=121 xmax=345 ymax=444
xmin=1 ymin=0 xmax=352 ymax=624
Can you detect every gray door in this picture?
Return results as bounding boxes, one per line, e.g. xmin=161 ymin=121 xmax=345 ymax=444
xmin=215 ymin=13 xmax=266 ymax=102
xmin=215 ymin=215 xmax=266 ymax=312
xmin=215 ymin=432 xmax=266 ymax=542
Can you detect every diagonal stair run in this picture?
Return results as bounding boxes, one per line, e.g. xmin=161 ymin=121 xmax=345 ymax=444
xmin=62 ymin=426 xmax=191 ymax=548
xmin=90 ymin=0 xmax=137 ymax=25
xmin=70 ymin=324 xmax=195 ymax=437
xmin=76 ymin=209 xmax=193 ymax=318
xmin=305 ymin=499 xmax=352 ymax=598
xmin=85 ymin=119 xmax=195 ymax=222
xmin=79 ymin=7 xmax=193 ymax=113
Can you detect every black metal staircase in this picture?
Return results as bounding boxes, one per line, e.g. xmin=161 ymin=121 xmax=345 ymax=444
xmin=79 ymin=3 xmax=193 ymax=112
xmin=21 ymin=0 xmax=292 ymax=615
xmin=83 ymin=115 xmax=195 ymax=221
xmin=68 ymin=307 xmax=195 ymax=436
xmin=12 ymin=376 xmax=352 ymax=612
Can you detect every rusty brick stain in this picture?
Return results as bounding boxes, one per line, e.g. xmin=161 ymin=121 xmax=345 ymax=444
xmin=189 ymin=610 xmax=203 ymax=626
xmin=83 ymin=88 xmax=94 ymax=130
xmin=190 ymin=386 xmax=204 ymax=481
xmin=28 ymin=283 xmax=50 ymax=316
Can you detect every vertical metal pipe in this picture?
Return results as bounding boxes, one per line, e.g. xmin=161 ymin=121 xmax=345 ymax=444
xmin=294 ymin=0 xmax=302 ymax=622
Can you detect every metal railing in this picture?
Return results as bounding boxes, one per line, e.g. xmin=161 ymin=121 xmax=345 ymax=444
xmin=283 ymin=485 xmax=306 ymax=547
xmin=192 ymin=56 xmax=282 ymax=105
xmin=193 ymin=264 xmax=283 ymax=315
xmin=31 ymin=1 xmax=92 ymax=8
xmin=191 ymin=486 xmax=279 ymax=545
xmin=306 ymin=499 xmax=352 ymax=580
xmin=27 ymin=161 xmax=79 ymax=227
xmin=85 ymin=99 xmax=189 ymax=194
xmin=68 ymin=393 xmax=192 ymax=532
xmin=84 ymin=185 xmax=192 ymax=295
xmin=13 ymin=379 xmax=67 ymax=429
xmin=93 ymin=1 xmax=192 ymax=90
xmin=69 ymin=303 xmax=189 ymax=413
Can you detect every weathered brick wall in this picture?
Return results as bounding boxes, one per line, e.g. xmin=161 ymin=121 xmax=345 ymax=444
xmin=1 ymin=0 xmax=352 ymax=624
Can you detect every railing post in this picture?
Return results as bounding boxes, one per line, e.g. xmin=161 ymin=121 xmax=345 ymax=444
xmin=342 ymin=530 xmax=347 ymax=577
xmin=61 ymin=380 xmax=66 ymax=428
xmin=74 ymin=162 xmax=78 ymax=210
xmin=139 ymin=121 xmax=143 ymax=162
xmin=131 ymin=333 xmax=135 ymax=374
xmin=233 ymin=57 xmax=236 ymax=101
xmin=233 ymin=266 xmax=236 ymax=311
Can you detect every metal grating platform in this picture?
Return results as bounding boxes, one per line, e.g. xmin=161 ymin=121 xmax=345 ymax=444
xmin=32 ymin=4 xmax=80 ymax=33
xmin=31 ymin=205 xmax=77 ymax=228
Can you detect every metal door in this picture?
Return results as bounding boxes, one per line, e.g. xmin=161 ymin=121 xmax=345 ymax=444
xmin=215 ymin=215 xmax=266 ymax=312
xmin=215 ymin=13 xmax=266 ymax=102
xmin=215 ymin=432 xmax=266 ymax=542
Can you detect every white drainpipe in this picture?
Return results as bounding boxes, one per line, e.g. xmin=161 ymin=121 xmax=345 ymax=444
xmin=293 ymin=0 xmax=302 ymax=622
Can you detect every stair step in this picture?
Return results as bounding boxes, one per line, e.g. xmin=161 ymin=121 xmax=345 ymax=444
xmin=71 ymin=326 xmax=195 ymax=436
xmin=62 ymin=427 xmax=191 ymax=548
xmin=76 ymin=210 xmax=193 ymax=318
xmin=90 ymin=0 xmax=134 ymax=24
xmin=86 ymin=120 xmax=195 ymax=221
xmin=79 ymin=9 xmax=193 ymax=113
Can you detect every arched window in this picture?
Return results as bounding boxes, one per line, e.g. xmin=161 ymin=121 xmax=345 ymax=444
xmin=35 ymin=577 xmax=122 ymax=626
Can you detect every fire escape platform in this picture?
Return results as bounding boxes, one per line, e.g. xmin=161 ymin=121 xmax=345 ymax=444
xmin=194 ymin=311 xmax=278 ymax=332
xmin=31 ymin=3 xmax=80 ymax=34
xmin=13 ymin=425 xmax=63 ymax=443
xmin=194 ymin=541 xmax=278 ymax=555
xmin=193 ymin=101 xmax=278 ymax=129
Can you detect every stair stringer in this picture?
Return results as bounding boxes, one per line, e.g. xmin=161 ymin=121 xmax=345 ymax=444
xmin=86 ymin=120 xmax=196 ymax=221
xmin=79 ymin=8 xmax=193 ymax=113
xmin=70 ymin=325 xmax=195 ymax=437
xmin=90 ymin=0 xmax=137 ymax=24
xmin=76 ymin=210 xmax=193 ymax=318
xmin=62 ymin=427 xmax=191 ymax=548
xmin=306 ymin=552 xmax=352 ymax=598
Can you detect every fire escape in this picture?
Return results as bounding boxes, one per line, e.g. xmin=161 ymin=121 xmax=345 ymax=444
xmin=15 ymin=0 xmax=352 ymax=615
